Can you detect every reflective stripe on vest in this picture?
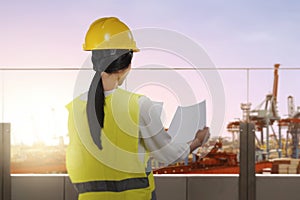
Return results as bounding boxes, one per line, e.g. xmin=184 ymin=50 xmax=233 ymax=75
xmin=74 ymin=172 xmax=151 ymax=193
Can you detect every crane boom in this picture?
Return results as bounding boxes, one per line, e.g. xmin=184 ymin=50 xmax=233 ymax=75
xmin=273 ymin=64 xmax=280 ymax=103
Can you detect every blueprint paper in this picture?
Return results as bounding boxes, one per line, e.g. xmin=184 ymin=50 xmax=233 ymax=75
xmin=168 ymin=101 xmax=206 ymax=146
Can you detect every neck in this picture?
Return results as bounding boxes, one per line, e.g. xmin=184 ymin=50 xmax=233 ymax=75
xmin=101 ymin=73 xmax=119 ymax=91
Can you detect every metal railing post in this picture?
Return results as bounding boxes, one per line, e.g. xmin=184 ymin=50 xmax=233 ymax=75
xmin=0 ymin=123 xmax=11 ymax=200
xmin=239 ymin=122 xmax=256 ymax=200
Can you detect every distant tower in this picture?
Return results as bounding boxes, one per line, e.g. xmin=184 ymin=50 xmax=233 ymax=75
xmin=290 ymin=113 xmax=300 ymax=158
xmin=288 ymin=96 xmax=295 ymax=118
xmin=241 ymin=103 xmax=252 ymax=122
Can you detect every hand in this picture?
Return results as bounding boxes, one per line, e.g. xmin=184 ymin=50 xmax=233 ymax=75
xmin=189 ymin=127 xmax=210 ymax=153
xmin=194 ymin=127 xmax=210 ymax=145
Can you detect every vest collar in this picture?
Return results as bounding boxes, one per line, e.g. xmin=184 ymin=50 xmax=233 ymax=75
xmin=104 ymin=88 xmax=116 ymax=97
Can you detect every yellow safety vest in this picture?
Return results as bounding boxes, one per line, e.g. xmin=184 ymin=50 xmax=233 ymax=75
xmin=66 ymin=88 xmax=155 ymax=200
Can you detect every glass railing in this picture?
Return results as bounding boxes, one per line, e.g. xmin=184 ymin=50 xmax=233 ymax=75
xmin=1 ymin=66 xmax=300 ymax=174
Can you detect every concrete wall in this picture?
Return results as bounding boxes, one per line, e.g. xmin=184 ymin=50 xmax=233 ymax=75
xmin=10 ymin=174 xmax=300 ymax=200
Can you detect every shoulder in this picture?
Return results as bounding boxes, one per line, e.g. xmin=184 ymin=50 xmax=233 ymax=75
xmin=138 ymin=96 xmax=153 ymax=110
xmin=79 ymin=92 xmax=88 ymax=101
xmin=117 ymin=88 xmax=143 ymax=97
xmin=65 ymin=93 xmax=87 ymax=111
xmin=138 ymin=96 xmax=163 ymax=119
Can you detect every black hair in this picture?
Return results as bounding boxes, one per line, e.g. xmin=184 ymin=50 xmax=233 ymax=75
xmin=94 ymin=50 xmax=133 ymax=128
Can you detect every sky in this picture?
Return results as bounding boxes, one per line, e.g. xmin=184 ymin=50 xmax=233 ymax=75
xmin=1 ymin=0 xmax=300 ymax=67
xmin=1 ymin=0 xmax=300 ymax=145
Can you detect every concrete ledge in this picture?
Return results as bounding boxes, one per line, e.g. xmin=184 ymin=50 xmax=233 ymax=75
xmin=10 ymin=174 xmax=300 ymax=200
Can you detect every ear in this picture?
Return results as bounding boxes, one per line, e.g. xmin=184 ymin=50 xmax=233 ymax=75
xmin=101 ymin=72 xmax=109 ymax=78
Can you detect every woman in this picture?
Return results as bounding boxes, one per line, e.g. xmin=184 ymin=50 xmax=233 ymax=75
xmin=66 ymin=17 xmax=210 ymax=200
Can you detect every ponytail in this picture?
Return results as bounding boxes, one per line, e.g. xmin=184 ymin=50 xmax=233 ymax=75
xmin=87 ymin=49 xmax=133 ymax=149
xmin=95 ymin=77 xmax=105 ymax=128
xmin=93 ymin=50 xmax=133 ymax=128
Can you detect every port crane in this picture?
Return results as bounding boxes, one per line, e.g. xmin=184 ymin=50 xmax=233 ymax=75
xmin=227 ymin=64 xmax=282 ymax=160
xmin=249 ymin=64 xmax=281 ymax=159
xmin=278 ymin=96 xmax=300 ymax=158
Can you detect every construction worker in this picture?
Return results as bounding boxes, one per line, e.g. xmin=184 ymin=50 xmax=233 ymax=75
xmin=66 ymin=17 xmax=210 ymax=200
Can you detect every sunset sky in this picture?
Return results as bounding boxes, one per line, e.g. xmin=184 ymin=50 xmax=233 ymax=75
xmin=1 ymin=0 xmax=300 ymax=67
xmin=1 ymin=0 xmax=300 ymax=145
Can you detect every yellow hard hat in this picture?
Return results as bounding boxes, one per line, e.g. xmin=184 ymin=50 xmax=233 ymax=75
xmin=83 ymin=17 xmax=139 ymax=51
